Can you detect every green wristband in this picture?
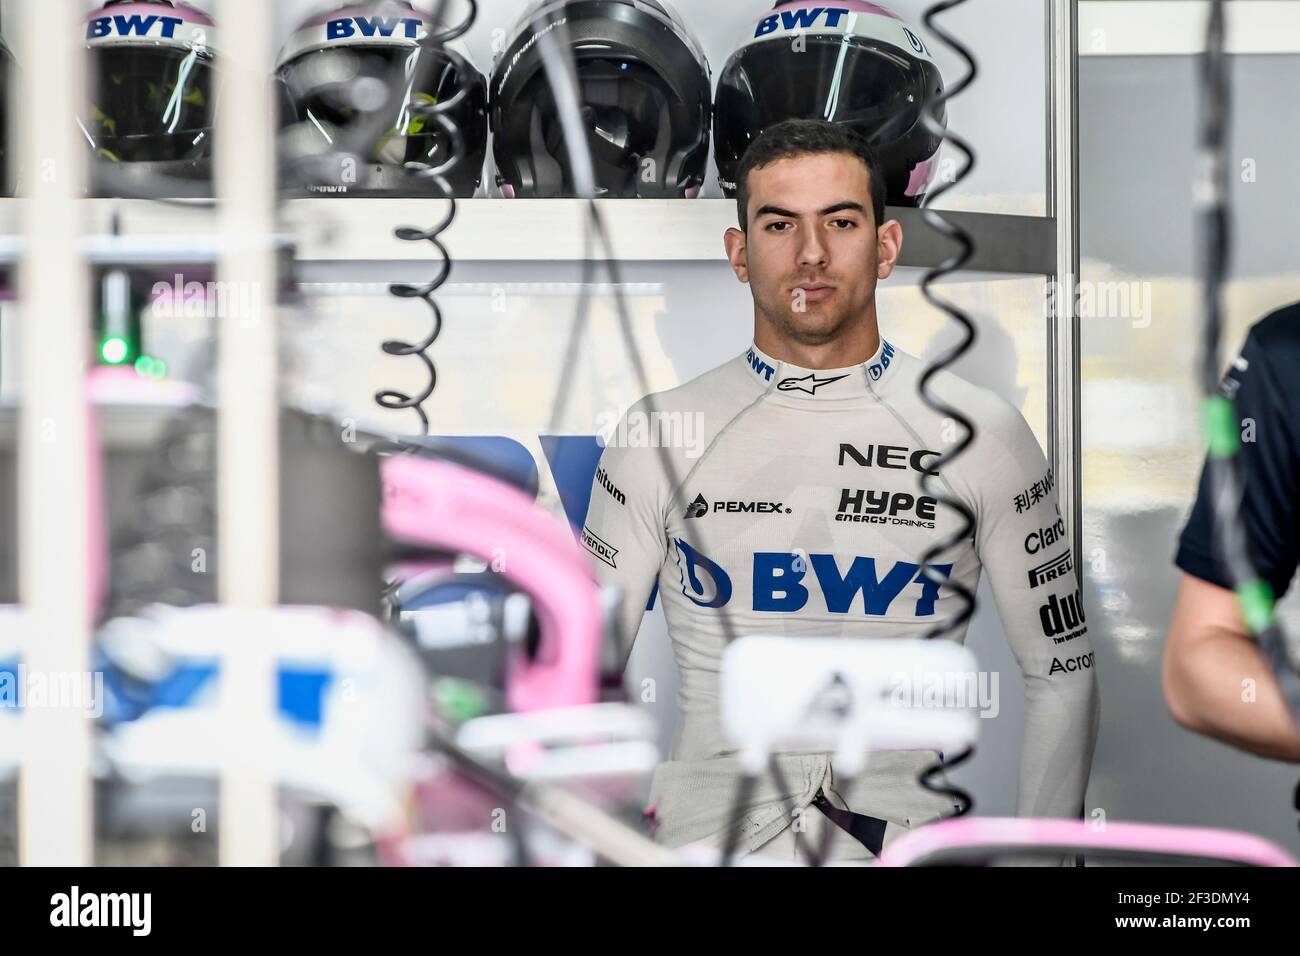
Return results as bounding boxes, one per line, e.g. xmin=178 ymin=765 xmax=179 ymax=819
xmin=1204 ymin=395 xmax=1239 ymax=459
xmin=1236 ymin=577 xmax=1275 ymax=634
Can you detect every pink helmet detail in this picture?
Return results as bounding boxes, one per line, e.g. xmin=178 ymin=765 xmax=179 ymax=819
xmin=771 ymin=0 xmax=902 ymax=18
xmin=84 ymin=1 xmax=215 ymax=29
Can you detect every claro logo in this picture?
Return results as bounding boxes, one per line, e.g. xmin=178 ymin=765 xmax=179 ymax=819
xmin=1024 ymin=509 xmax=1067 ymax=554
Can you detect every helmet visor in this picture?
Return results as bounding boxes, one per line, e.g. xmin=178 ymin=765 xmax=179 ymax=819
xmin=85 ymin=46 xmax=215 ymax=162
xmin=280 ymin=45 xmax=477 ymax=168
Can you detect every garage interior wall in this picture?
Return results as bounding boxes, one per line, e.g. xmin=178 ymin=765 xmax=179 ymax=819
xmin=1080 ymin=47 xmax=1300 ymax=849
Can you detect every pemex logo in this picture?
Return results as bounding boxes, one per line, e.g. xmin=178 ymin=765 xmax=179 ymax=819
xmin=684 ymin=493 xmax=709 ymax=519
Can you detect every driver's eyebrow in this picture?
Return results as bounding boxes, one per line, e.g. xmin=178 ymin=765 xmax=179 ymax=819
xmin=754 ymin=201 xmax=868 ymax=219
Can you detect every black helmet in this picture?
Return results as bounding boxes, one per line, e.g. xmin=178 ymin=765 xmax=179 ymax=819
xmin=714 ymin=1 xmax=946 ymax=207
xmin=275 ymin=1 xmax=488 ymax=198
xmin=79 ymin=1 xmax=218 ymax=192
xmin=490 ymin=0 xmax=711 ymax=198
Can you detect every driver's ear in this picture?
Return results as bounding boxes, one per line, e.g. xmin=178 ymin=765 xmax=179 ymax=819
xmin=876 ymin=218 xmax=902 ymax=280
xmin=724 ymin=226 xmax=750 ymax=283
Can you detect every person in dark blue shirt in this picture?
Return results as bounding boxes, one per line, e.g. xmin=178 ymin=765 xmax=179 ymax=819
xmin=1165 ymin=303 xmax=1300 ymax=761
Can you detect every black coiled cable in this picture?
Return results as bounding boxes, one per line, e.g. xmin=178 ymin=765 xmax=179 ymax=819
xmin=913 ymin=0 xmax=978 ymax=819
xmin=374 ymin=0 xmax=479 ymax=436
xmin=1195 ymin=0 xmax=1300 ymax=829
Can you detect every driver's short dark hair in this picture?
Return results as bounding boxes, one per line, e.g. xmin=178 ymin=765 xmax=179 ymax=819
xmin=735 ymin=119 xmax=887 ymax=233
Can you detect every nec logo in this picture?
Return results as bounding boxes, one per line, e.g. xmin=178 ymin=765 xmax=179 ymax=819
xmin=746 ymin=348 xmax=775 ymax=382
xmin=327 ymin=16 xmax=423 ymax=40
xmin=755 ymin=7 xmax=851 ymax=37
xmin=86 ymin=14 xmax=185 ymax=40
xmin=673 ymin=539 xmax=952 ymax=616
xmin=838 ymin=443 xmax=939 ymax=474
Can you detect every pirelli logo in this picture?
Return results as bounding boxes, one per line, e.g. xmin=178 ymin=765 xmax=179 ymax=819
xmin=581 ymin=526 xmax=618 ymax=569
xmin=1028 ymin=550 xmax=1072 ymax=588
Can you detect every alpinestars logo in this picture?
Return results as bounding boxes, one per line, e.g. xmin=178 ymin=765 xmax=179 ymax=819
xmin=1028 ymin=550 xmax=1072 ymax=588
xmin=777 ymin=372 xmax=848 ymax=395
xmin=684 ymin=493 xmax=791 ymax=518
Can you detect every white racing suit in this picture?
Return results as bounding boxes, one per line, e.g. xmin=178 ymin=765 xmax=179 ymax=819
xmin=582 ymin=339 xmax=1100 ymax=859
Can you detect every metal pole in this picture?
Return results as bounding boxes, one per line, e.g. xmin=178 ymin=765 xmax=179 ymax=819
xmin=15 ymin=0 xmax=92 ymax=866
xmin=216 ymin=0 xmax=280 ymax=867
xmin=1048 ymin=0 xmax=1083 ymax=580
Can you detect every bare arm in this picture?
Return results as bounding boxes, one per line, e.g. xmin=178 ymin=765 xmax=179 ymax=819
xmin=1162 ymin=572 xmax=1300 ymax=762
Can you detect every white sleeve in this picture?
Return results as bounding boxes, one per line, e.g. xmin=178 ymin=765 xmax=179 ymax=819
xmin=580 ymin=408 xmax=670 ymax=673
xmin=972 ymin=401 xmax=1101 ymax=821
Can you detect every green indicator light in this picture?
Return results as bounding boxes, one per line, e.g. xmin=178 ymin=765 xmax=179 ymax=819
xmin=433 ymin=679 xmax=488 ymax=724
xmin=132 ymin=355 xmax=168 ymax=379
xmin=100 ymin=336 xmax=129 ymax=365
